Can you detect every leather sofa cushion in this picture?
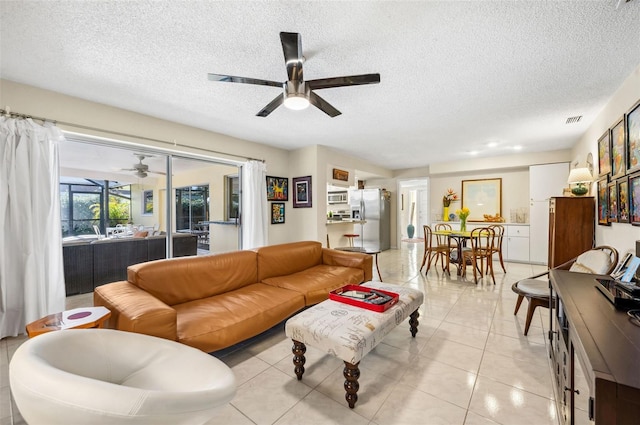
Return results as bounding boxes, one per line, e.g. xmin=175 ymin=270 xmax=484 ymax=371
xmin=262 ymin=265 xmax=364 ymax=305
xmin=173 ymin=283 xmax=305 ymax=352
xmin=256 ymin=241 xmax=323 ymax=281
xmin=127 ymin=251 xmax=258 ymax=306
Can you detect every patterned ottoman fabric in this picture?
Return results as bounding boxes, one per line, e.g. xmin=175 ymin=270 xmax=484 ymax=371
xmin=285 ymin=281 xmax=424 ymax=364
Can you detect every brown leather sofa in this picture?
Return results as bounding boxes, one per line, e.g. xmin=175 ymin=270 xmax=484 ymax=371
xmin=94 ymin=241 xmax=372 ymax=352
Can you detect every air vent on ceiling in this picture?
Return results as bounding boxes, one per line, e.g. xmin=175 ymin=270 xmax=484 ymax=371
xmin=566 ymin=115 xmax=582 ymax=124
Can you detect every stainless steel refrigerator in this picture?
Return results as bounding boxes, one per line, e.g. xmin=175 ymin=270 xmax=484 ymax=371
xmin=349 ymin=189 xmax=391 ymax=251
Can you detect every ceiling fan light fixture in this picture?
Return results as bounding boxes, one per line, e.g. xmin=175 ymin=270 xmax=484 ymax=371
xmin=283 ymin=80 xmax=310 ymax=110
xmin=283 ymin=94 xmax=310 ymax=110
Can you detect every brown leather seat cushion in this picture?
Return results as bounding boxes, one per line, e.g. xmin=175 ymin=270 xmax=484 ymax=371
xmin=173 ymin=283 xmax=305 ymax=352
xmin=262 ymin=265 xmax=364 ymax=305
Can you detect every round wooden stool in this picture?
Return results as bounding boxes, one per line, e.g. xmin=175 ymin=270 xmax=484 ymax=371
xmin=343 ymin=234 xmax=359 ymax=247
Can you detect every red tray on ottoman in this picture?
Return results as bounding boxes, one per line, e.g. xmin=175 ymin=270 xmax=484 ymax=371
xmin=329 ymin=285 xmax=399 ymax=312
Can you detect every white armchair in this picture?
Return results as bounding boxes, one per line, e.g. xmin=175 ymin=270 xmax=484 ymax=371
xmin=10 ymin=329 xmax=236 ymax=424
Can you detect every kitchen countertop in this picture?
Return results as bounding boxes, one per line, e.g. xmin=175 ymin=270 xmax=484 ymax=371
xmin=326 ymin=219 xmax=366 ymax=225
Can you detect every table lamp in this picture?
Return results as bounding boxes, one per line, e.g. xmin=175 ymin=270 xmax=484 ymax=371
xmin=567 ymin=167 xmax=593 ymax=196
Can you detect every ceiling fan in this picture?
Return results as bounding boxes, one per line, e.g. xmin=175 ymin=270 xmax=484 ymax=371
xmin=121 ymin=154 xmax=165 ymax=178
xmin=207 ymin=32 xmax=380 ymax=117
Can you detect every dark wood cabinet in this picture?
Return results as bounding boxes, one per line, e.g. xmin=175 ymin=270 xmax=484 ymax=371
xmin=549 ymin=270 xmax=640 ymax=424
xmin=548 ymin=197 xmax=595 ymax=268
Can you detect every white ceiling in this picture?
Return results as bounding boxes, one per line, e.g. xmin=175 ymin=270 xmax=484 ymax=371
xmin=2 ymin=1 xmax=640 ymax=171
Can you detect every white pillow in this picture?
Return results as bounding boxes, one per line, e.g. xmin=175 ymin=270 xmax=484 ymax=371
xmin=569 ymin=250 xmax=611 ymax=274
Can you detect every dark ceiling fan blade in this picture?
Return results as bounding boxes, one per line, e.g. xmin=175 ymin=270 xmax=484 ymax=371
xmin=208 ymin=73 xmax=282 ymax=88
xmin=256 ymin=94 xmax=284 ymax=117
xmin=307 ymin=73 xmax=381 ymax=90
xmin=309 ymin=91 xmax=341 ymax=117
xmin=280 ymin=32 xmax=303 ymax=82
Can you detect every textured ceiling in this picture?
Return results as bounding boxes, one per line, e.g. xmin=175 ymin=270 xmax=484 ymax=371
xmin=1 ymin=1 xmax=640 ymax=171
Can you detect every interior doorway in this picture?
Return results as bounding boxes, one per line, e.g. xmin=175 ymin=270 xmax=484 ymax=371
xmin=397 ymin=178 xmax=429 ymax=245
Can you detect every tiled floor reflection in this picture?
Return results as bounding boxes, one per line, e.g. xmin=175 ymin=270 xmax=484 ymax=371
xmin=1 ymin=244 xmax=557 ymax=425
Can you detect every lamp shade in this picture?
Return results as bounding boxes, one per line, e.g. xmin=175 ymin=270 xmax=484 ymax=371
xmin=567 ymin=167 xmax=593 ymax=184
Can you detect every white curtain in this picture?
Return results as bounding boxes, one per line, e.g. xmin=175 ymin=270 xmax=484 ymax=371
xmin=0 ymin=117 xmax=66 ymax=338
xmin=241 ymin=160 xmax=268 ymax=249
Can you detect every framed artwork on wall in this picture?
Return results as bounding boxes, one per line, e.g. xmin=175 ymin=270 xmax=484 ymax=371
xmin=271 ymin=202 xmax=285 ymax=224
xmin=598 ymin=130 xmax=612 ymax=177
xmin=629 ymin=172 xmax=640 ymax=226
xmin=597 ymin=176 xmax=609 ymax=226
xmin=617 ymin=176 xmax=630 ymax=223
xmin=332 ymin=168 xmax=349 ymax=181
xmin=461 ymin=178 xmax=501 ymax=221
xmin=627 ymin=100 xmax=640 ymax=174
xmin=142 ymin=190 xmax=153 ymax=215
xmin=610 ymin=117 xmax=626 ymax=179
xmin=266 ymin=176 xmax=288 ymax=201
xmin=608 ymin=181 xmax=618 ymax=223
xmin=292 ymin=176 xmax=312 ymax=208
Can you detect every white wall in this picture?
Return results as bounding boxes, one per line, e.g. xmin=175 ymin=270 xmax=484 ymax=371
xmin=571 ymin=64 xmax=640 ymax=256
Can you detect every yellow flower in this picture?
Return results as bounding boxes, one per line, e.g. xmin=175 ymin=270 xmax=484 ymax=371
xmin=455 ymin=207 xmax=470 ymax=220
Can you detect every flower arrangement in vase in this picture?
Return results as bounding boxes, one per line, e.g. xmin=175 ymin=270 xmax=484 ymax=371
xmin=442 ymin=188 xmax=457 ymax=221
xmin=456 ymin=207 xmax=470 ymax=232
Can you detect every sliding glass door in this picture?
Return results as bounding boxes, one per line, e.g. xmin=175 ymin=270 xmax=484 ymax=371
xmin=175 ymin=185 xmax=209 ymax=231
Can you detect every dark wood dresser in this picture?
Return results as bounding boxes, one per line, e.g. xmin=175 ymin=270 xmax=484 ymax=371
xmin=548 ymin=197 xmax=595 ymax=268
xmin=549 ymin=270 xmax=640 ymax=424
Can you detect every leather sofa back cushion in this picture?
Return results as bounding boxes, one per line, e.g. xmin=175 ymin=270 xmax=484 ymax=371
xmin=127 ymin=251 xmax=258 ymax=305
xmin=256 ymin=241 xmax=323 ymax=281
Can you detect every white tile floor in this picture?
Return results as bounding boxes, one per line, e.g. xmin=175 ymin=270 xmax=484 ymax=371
xmin=1 ymin=243 xmax=558 ymax=425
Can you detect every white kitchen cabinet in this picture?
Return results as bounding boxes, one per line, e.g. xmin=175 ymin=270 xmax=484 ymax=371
xmin=505 ymin=224 xmax=530 ymax=262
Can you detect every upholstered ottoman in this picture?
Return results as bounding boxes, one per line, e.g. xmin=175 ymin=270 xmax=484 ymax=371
xmin=284 ymin=281 xmax=424 ymax=408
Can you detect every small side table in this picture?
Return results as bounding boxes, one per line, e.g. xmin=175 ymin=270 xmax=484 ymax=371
xmin=26 ymin=306 xmax=111 ymax=338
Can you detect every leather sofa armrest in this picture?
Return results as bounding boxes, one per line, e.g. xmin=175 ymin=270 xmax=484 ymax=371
xmin=93 ymin=281 xmax=177 ymax=342
xmin=322 ymin=248 xmax=373 ymax=282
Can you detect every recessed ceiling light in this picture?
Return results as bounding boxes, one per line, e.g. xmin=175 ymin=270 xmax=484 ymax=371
xmin=469 ymin=150 xmax=479 ymax=155
xmin=487 ymin=142 xmax=498 ymax=148
xmin=513 ymin=145 xmax=522 ymax=150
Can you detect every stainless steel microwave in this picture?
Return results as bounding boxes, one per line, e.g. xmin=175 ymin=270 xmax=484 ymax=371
xmin=328 ymin=191 xmax=348 ymax=204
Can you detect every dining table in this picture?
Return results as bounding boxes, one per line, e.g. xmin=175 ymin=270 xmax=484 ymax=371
xmin=433 ymin=230 xmax=472 ymax=276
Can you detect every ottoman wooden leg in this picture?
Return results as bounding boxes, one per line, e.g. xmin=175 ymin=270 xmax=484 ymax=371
xmin=343 ymin=361 xmax=360 ymax=408
xmin=292 ymin=340 xmax=306 ymax=380
xmin=409 ymin=309 xmax=420 ymax=337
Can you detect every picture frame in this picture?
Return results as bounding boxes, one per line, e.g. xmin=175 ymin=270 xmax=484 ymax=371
xmin=142 ymin=190 xmax=153 ymax=215
xmin=292 ymin=176 xmax=312 ymax=208
xmin=608 ymin=181 xmax=618 ymax=223
xmin=596 ymin=176 xmax=610 ymax=226
xmin=617 ymin=176 xmax=630 ymax=223
xmin=626 ymin=100 xmax=640 ymax=174
xmin=598 ymin=130 xmax=612 ymax=177
xmin=332 ymin=168 xmax=349 ymax=181
xmin=266 ymin=176 xmax=288 ymax=201
xmin=271 ymin=202 xmax=285 ymax=224
xmin=611 ymin=117 xmax=626 ymax=179
xmin=628 ymin=172 xmax=640 ymax=226
xmin=461 ymin=178 xmax=502 ymax=221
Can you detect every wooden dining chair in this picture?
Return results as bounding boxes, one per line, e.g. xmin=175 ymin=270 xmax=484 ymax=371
xmin=420 ymin=225 xmax=450 ymax=274
xmin=462 ymin=227 xmax=496 ymax=284
xmin=487 ymin=224 xmax=506 ymax=273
